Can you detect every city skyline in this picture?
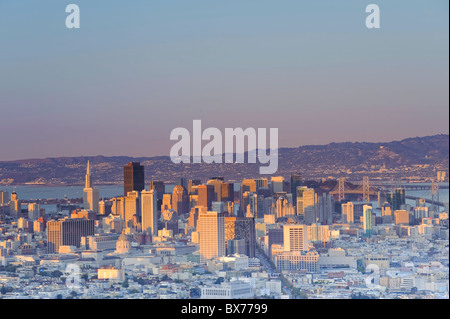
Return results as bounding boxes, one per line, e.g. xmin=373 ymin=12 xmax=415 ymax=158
xmin=0 ymin=0 xmax=448 ymax=302
xmin=0 ymin=0 xmax=448 ymax=161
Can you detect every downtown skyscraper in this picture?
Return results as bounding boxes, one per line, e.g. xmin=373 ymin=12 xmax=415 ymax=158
xmin=83 ymin=161 xmax=99 ymax=213
xmin=124 ymin=162 xmax=145 ymax=196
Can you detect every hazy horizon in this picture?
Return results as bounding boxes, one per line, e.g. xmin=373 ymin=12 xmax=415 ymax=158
xmin=1 ymin=133 xmax=447 ymax=162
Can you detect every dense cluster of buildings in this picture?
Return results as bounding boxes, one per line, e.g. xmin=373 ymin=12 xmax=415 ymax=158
xmin=0 ymin=162 xmax=448 ymax=299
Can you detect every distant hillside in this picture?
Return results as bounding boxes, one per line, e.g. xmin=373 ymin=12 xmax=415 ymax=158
xmin=0 ymin=134 xmax=448 ymax=185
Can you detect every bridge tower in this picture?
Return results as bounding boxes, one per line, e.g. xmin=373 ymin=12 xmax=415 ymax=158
xmin=338 ymin=177 xmax=345 ymax=202
xmin=431 ymin=182 xmax=440 ymax=213
xmin=363 ymin=176 xmax=370 ymax=202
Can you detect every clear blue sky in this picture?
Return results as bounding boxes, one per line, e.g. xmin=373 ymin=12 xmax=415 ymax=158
xmin=0 ymin=0 xmax=448 ymax=160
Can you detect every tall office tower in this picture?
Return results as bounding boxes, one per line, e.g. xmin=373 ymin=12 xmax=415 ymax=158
xmin=123 ymin=162 xmax=145 ymax=196
xmin=98 ymin=200 xmax=112 ymax=216
xmin=341 ymin=202 xmax=354 ymax=223
xmin=257 ymin=187 xmax=271 ymax=198
xmin=0 ymin=190 xmax=9 ymax=204
xmin=240 ymin=179 xmax=256 ymax=211
xmin=47 ymin=217 xmax=95 ymax=253
xmin=198 ymin=184 xmax=215 ymax=210
xmin=290 ymin=174 xmax=303 ymax=204
xmin=283 ymin=224 xmax=309 ymax=252
xmin=256 ymin=195 xmax=265 ymax=218
xmin=149 ymin=181 xmax=165 ymax=200
xmin=241 ymin=192 xmax=259 ymax=217
xmin=161 ymin=193 xmax=172 ymax=211
xmin=267 ymin=227 xmax=284 ymax=258
xmin=188 ymin=205 xmax=207 ymax=229
xmin=111 ymin=197 xmax=125 ymax=218
xmin=188 ymin=179 xmax=202 ymax=195
xmin=189 ymin=194 xmax=199 ymax=210
xmin=318 ymin=193 xmax=335 ymax=225
xmin=221 ymin=183 xmax=234 ymax=202
xmin=296 ymin=187 xmax=316 ymax=217
xmin=414 ymin=206 xmax=429 ymax=222
xmin=363 ymin=205 xmax=373 ymax=237
xmin=381 ymin=202 xmax=393 ymax=216
xmin=198 ymin=211 xmax=226 ymax=263
xmin=141 ymin=190 xmax=158 ymax=236
xmin=207 ymin=178 xmax=224 ymax=202
xmin=387 ymin=188 xmax=406 ymax=211
xmin=83 ymin=161 xmax=99 ymax=213
xmin=28 ymin=203 xmax=40 ymax=221
xmin=307 ymin=224 xmax=330 ymax=244
xmin=124 ymin=191 xmax=140 ymax=225
xmin=175 ymin=177 xmax=189 ymax=192
xmin=270 ymin=176 xmax=285 ymax=194
xmin=9 ymin=192 xmax=21 ymax=217
xmin=304 ymin=204 xmax=317 ymax=225
xmin=394 ymin=210 xmax=409 ymax=225
xmin=172 ymin=185 xmax=187 ymax=215
xmin=276 ymin=196 xmax=295 ymax=219
xmin=263 ymin=197 xmax=275 ymax=216
xmin=224 ymin=216 xmax=256 ymax=257
xmin=254 ymin=178 xmax=269 ymax=190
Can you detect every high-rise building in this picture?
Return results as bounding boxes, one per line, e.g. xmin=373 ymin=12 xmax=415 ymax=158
xmin=382 ymin=202 xmax=393 ymax=216
xmin=307 ymin=224 xmax=330 ymax=243
xmin=275 ymin=196 xmax=295 ymax=219
xmin=241 ymin=192 xmax=260 ymax=218
xmin=0 ymin=190 xmax=9 ymax=205
xmin=296 ymin=187 xmax=316 ymax=217
xmin=98 ymin=200 xmax=112 ymax=216
xmin=254 ymin=178 xmax=269 ymax=190
xmin=207 ymin=178 xmax=225 ymax=202
xmin=363 ymin=205 xmax=373 ymax=237
xmin=111 ymin=197 xmax=125 ymax=218
xmin=175 ymin=177 xmax=189 ymax=192
xmin=341 ymin=202 xmax=354 ymax=223
xmin=198 ymin=184 xmax=215 ymax=210
xmin=9 ymin=192 xmax=21 ymax=217
xmin=123 ymin=162 xmax=145 ymax=196
xmin=224 ymin=216 xmax=256 ymax=257
xmin=318 ymin=193 xmax=334 ymax=225
xmin=188 ymin=179 xmax=202 ymax=195
xmin=172 ymin=185 xmax=187 ymax=215
xmin=283 ymin=224 xmax=309 ymax=252
xmin=83 ymin=161 xmax=99 ymax=213
xmin=149 ymin=181 xmax=165 ymax=200
xmin=414 ymin=206 xmax=429 ymax=222
xmin=28 ymin=203 xmax=40 ymax=221
xmin=240 ymin=179 xmax=256 ymax=213
xmin=141 ymin=190 xmax=158 ymax=236
xmin=394 ymin=210 xmax=409 ymax=225
xmin=290 ymin=174 xmax=303 ymax=204
xmin=124 ymin=191 xmax=140 ymax=225
xmin=221 ymin=183 xmax=234 ymax=203
xmin=188 ymin=205 xmax=207 ymax=229
xmin=387 ymin=188 xmax=406 ymax=211
xmin=267 ymin=227 xmax=283 ymax=258
xmin=47 ymin=217 xmax=95 ymax=253
xmin=270 ymin=176 xmax=285 ymax=194
xmin=198 ymin=211 xmax=226 ymax=263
